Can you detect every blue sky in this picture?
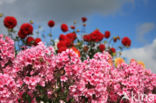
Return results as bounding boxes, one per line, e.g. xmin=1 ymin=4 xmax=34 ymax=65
xmin=0 ymin=0 xmax=155 ymax=72
xmin=38 ymin=0 xmax=155 ymax=48
xmin=50 ymin=0 xmax=156 ymax=47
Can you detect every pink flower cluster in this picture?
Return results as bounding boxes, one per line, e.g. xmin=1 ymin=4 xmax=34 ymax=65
xmin=56 ymin=49 xmax=83 ymax=82
xmin=0 ymin=35 xmax=155 ymax=103
xmin=69 ymin=52 xmax=156 ymax=103
xmin=0 ymin=73 xmax=19 ymax=103
xmin=11 ymin=42 xmax=56 ymax=101
xmin=0 ymin=34 xmax=15 ymax=68
xmin=69 ymin=52 xmax=112 ymax=103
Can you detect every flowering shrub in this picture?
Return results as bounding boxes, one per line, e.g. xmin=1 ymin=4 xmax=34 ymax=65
xmin=0 ymin=37 xmax=155 ymax=102
xmin=0 ymin=35 xmax=15 ymax=69
xmin=0 ymin=15 xmax=155 ymax=103
xmin=0 ymin=73 xmax=19 ymax=103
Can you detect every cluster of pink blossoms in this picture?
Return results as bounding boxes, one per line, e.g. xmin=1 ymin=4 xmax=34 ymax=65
xmin=0 ymin=73 xmax=19 ymax=103
xmin=69 ymin=52 xmax=113 ymax=103
xmin=0 ymin=34 xmax=15 ymax=69
xmin=69 ymin=53 xmax=156 ymax=103
xmin=0 ymin=35 xmax=155 ymax=103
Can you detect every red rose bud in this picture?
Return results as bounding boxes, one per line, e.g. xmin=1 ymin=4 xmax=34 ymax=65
xmin=116 ymin=36 xmax=120 ymax=40
xmin=110 ymin=48 xmax=116 ymax=53
xmin=20 ymin=23 xmax=33 ymax=35
xmin=83 ymin=24 xmax=86 ymax=27
xmin=105 ymin=31 xmax=110 ymax=39
xmin=113 ymin=36 xmax=120 ymax=42
xmin=18 ymin=30 xmax=27 ymax=39
xmin=4 ymin=16 xmax=17 ymax=29
xmin=98 ymin=44 xmax=105 ymax=52
xmin=113 ymin=37 xmax=117 ymax=42
xmin=76 ymin=29 xmax=80 ymax=32
xmin=26 ymin=37 xmax=34 ymax=46
xmin=122 ymin=37 xmax=131 ymax=47
xmin=81 ymin=17 xmax=87 ymax=23
xmin=48 ymin=20 xmax=55 ymax=28
xmin=35 ymin=38 xmax=42 ymax=45
xmin=73 ymin=20 xmax=76 ymax=24
xmin=61 ymin=24 xmax=68 ymax=32
xmin=70 ymin=25 xmax=75 ymax=30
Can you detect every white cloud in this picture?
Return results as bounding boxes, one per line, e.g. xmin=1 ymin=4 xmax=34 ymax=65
xmin=122 ymin=39 xmax=156 ymax=73
xmin=0 ymin=0 xmax=16 ymax=5
xmin=136 ymin=22 xmax=155 ymax=42
xmin=0 ymin=0 xmax=133 ymax=23
xmin=0 ymin=0 xmax=133 ymax=35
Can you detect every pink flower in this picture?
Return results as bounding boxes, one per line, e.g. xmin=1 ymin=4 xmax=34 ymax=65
xmin=60 ymin=76 xmax=68 ymax=82
xmin=0 ymin=73 xmax=19 ymax=102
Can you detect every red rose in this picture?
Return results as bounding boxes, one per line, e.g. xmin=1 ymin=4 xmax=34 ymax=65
xmin=59 ymin=34 xmax=67 ymax=41
xmin=99 ymin=44 xmax=105 ymax=52
xmin=81 ymin=17 xmax=87 ymax=23
xmin=61 ymin=24 xmax=68 ymax=32
xmin=65 ymin=39 xmax=73 ymax=47
xmin=90 ymin=33 xmax=97 ymax=41
xmin=110 ymin=48 xmax=116 ymax=53
xmin=122 ymin=37 xmax=131 ymax=47
xmin=18 ymin=30 xmax=27 ymax=39
xmin=105 ymin=31 xmax=110 ymax=39
xmin=66 ymin=33 xmax=77 ymax=42
xmin=90 ymin=29 xmax=104 ymax=42
xmin=26 ymin=37 xmax=34 ymax=46
xmin=97 ymin=33 xmax=104 ymax=41
xmin=70 ymin=25 xmax=75 ymax=30
xmin=20 ymin=23 xmax=33 ymax=35
xmin=3 ymin=16 xmax=17 ymax=29
xmin=48 ymin=20 xmax=55 ymax=28
xmin=35 ymin=38 xmax=42 ymax=45
xmin=83 ymin=35 xmax=91 ymax=42
xmin=57 ymin=41 xmax=67 ymax=49
xmin=58 ymin=47 xmax=67 ymax=53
